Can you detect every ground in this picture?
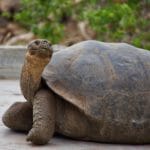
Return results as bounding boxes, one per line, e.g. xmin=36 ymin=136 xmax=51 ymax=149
xmin=0 ymin=80 xmax=150 ymax=150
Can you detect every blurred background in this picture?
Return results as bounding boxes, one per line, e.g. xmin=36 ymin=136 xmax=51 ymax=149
xmin=0 ymin=0 xmax=150 ymax=49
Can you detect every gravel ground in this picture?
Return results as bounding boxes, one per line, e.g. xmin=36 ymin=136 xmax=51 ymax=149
xmin=0 ymin=80 xmax=150 ymax=150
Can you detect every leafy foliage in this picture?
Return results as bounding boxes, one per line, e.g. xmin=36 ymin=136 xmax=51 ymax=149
xmin=15 ymin=0 xmax=150 ymax=49
xmin=15 ymin=0 xmax=73 ymax=43
xmin=82 ymin=3 xmax=137 ymax=41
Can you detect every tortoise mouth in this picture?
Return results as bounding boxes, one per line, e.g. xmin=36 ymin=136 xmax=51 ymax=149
xmin=29 ymin=48 xmax=48 ymax=52
xmin=27 ymin=39 xmax=52 ymax=57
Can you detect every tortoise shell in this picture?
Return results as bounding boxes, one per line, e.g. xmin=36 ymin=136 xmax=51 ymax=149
xmin=42 ymin=40 xmax=150 ymax=122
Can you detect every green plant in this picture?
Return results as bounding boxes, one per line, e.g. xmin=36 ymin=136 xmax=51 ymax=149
xmin=82 ymin=3 xmax=137 ymax=41
xmin=15 ymin=0 xmax=73 ymax=43
xmin=14 ymin=0 xmax=150 ymax=50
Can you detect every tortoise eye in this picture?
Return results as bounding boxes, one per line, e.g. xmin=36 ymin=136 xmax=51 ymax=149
xmin=34 ymin=40 xmax=40 ymax=45
xmin=43 ymin=40 xmax=47 ymax=43
xmin=41 ymin=40 xmax=51 ymax=49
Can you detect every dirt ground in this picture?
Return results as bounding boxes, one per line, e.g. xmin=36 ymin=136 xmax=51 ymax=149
xmin=0 ymin=80 xmax=150 ymax=150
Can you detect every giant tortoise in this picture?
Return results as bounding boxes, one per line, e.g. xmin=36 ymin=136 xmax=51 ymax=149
xmin=2 ymin=40 xmax=150 ymax=145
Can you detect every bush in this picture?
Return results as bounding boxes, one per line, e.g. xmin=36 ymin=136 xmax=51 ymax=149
xmin=15 ymin=0 xmax=73 ymax=43
xmin=82 ymin=3 xmax=137 ymax=41
xmin=14 ymin=0 xmax=150 ymax=49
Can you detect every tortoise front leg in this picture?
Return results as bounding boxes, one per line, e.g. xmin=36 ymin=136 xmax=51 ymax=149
xmin=27 ymin=89 xmax=56 ymax=145
xmin=2 ymin=102 xmax=32 ymax=132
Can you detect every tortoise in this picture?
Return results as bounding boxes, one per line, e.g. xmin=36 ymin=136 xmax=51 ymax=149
xmin=2 ymin=39 xmax=150 ymax=145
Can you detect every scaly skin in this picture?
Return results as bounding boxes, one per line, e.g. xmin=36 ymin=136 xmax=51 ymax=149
xmin=27 ymin=89 xmax=56 ymax=145
xmin=20 ymin=39 xmax=54 ymax=144
xmin=20 ymin=44 xmax=51 ymax=102
xmin=2 ymin=102 xmax=32 ymax=132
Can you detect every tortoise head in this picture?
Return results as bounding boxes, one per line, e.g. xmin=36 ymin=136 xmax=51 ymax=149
xmin=27 ymin=39 xmax=52 ymax=58
xmin=21 ymin=39 xmax=53 ymax=101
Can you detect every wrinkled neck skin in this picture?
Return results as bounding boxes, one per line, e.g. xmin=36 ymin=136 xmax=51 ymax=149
xmin=20 ymin=52 xmax=50 ymax=103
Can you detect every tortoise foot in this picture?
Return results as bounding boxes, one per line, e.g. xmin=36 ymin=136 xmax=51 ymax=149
xmin=27 ymin=127 xmax=48 ymax=145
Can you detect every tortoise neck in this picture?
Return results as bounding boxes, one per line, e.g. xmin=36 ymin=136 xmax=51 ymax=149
xmin=20 ymin=52 xmax=50 ymax=102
